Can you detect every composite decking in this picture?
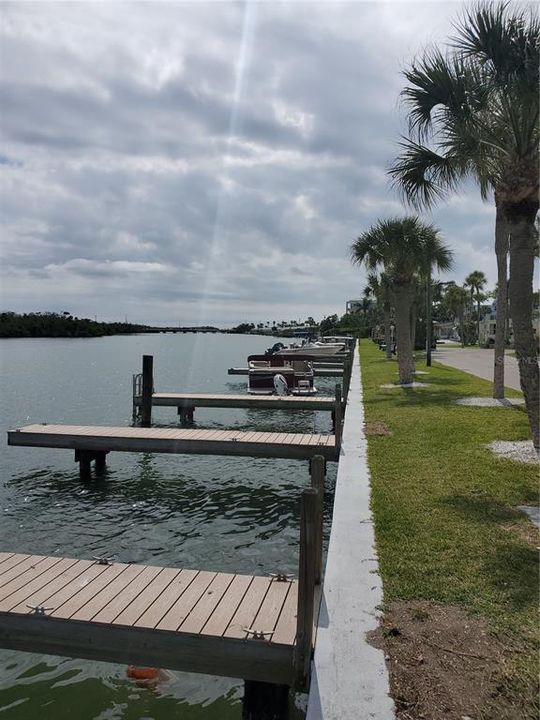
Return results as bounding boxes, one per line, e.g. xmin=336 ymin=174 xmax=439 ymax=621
xmin=8 ymin=424 xmax=338 ymax=461
xmin=0 ymin=552 xmax=297 ymax=684
xmin=133 ymin=392 xmax=336 ymax=411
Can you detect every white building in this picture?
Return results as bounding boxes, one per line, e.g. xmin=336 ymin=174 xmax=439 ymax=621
xmin=346 ymin=299 xmax=362 ymax=314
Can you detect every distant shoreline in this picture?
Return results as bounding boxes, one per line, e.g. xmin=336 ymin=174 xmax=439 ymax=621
xmin=0 ymin=312 xmax=322 ymax=339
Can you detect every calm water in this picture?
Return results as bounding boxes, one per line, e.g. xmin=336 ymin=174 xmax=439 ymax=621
xmin=0 ymin=334 xmax=336 ymax=719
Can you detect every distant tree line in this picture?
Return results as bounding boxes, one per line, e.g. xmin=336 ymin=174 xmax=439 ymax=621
xmin=0 ymin=312 xmax=151 ymax=338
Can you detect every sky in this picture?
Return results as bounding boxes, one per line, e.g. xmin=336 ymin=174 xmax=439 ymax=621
xmin=0 ymin=1 xmax=504 ymax=327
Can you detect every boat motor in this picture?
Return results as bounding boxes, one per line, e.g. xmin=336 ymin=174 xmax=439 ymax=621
xmin=273 ymin=373 xmax=289 ymax=396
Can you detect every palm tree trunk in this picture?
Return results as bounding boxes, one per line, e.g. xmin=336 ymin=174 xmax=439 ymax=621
xmin=426 ymin=270 xmax=433 ymax=367
xmin=476 ymin=297 xmax=481 ymax=344
xmin=410 ymin=302 xmax=417 ymax=352
xmin=394 ymin=283 xmax=415 ymax=384
xmin=384 ymin=302 xmax=392 ymax=360
xmin=508 ymin=215 xmax=539 ymax=449
xmin=459 ymin=310 xmax=465 ymax=348
xmin=493 ymin=208 xmax=509 ymax=399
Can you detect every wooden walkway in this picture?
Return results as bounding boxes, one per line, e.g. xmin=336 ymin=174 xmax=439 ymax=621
xmin=0 ymin=466 xmax=326 ymax=689
xmin=8 ymin=424 xmax=338 ymax=463
xmin=134 ymin=392 xmax=336 ymax=411
xmin=0 ymin=551 xmax=297 ymax=684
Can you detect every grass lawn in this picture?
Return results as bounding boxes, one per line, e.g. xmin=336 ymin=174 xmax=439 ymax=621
xmin=359 ymin=339 xmax=538 ymax=714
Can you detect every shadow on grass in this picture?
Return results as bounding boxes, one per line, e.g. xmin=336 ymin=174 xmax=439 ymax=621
xmin=441 ymin=493 xmax=539 ymax=610
xmin=366 ymin=387 xmax=467 ymax=409
xmin=441 ymin=493 xmax=538 ymax=523
xmin=487 ymin=540 xmax=538 ymax=610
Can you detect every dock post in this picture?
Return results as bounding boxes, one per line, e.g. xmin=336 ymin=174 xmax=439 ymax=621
xmin=242 ymin=681 xmax=289 ymax=720
xmin=75 ymin=450 xmax=92 ymax=479
xmin=141 ymin=355 xmax=153 ymax=427
xmin=94 ymin=451 xmax=108 ymax=473
xmin=343 ymin=353 xmax=352 ymax=400
xmin=294 ymin=487 xmax=317 ymax=690
xmin=334 ymin=383 xmax=342 ymax=452
xmin=178 ymin=404 xmax=194 ymax=425
xmin=310 ymin=455 xmax=325 ymax=585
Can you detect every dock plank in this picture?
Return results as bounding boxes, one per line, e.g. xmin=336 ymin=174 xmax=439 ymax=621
xmin=0 ymin=557 xmax=80 ymax=612
xmin=113 ymin=567 xmax=181 ymax=627
xmin=70 ymin=564 xmax=147 ymax=622
xmin=0 ymin=554 xmax=31 ymax=577
xmin=0 ymin=555 xmax=59 ymax=593
xmin=134 ymin=568 xmax=199 ymax=629
xmin=250 ymin=580 xmax=291 ymax=640
xmin=179 ymin=572 xmax=235 ymax=634
xmin=224 ymin=576 xmax=272 ymax=639
xmin=272 ymin=582 xmax=298 ymax=646
xmin=156 ymin=571 xmax=217 ymax=632
xmin=51 ymin=563 xmax=130 ymax=619
xmin=201 ymin=574 xmax=253 ymax=637
xmin=92 ymin=565 xmax=163 ymax=624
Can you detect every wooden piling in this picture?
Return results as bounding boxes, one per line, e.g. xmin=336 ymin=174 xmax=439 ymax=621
xmin=75 ymin=449 xmax=92 ymax=479
xmin=178 ymin=404 xmax=195 ymax=424
xmin=343 ymin=354 xmax=352 ymax=400
xmin=94 ymin=451 xmax=107 ymax=473
xmin=294 ymin=487 xmax=318 ymax=690
xmin=140 ymin=355 xmax=153 ymax=427
xmin=310 ymin=456 xmax=325 ymax=586
xmin=334 ymin=384 xmax=342 ymax=452
xmin=242 ymin=680 xmax=289 ymax=720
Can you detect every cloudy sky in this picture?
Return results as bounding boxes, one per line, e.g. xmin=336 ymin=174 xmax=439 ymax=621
xmin=1 ymin=1 xmax=501 ymax=326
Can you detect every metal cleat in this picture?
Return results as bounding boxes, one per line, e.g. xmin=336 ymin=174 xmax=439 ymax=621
xmin=92 ymin=555 xmax=115 ymax=565
xmin=243 ymin=627 xmax=274 ymax=640
xmin=27 ymin=604 xmax=53 ymax=615
xmin=268 ymin=572 xmax=294 ymax=582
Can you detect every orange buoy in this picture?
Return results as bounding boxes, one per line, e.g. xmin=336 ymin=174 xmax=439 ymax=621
xmin=127 ymin=665 xmax=160 ymax=681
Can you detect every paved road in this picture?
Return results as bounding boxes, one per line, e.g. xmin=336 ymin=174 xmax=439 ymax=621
xmin=433 ymin=347 xmax=522 ymax=391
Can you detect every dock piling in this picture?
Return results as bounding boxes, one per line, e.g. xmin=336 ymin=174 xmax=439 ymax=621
xmin=333 ymin=384 xmax=342 ymax=452
xmin=178 ymin=403 xmax=195 ymax=424
xmin=310 ymin=456 xmax=325 ymax=585
xmin=242 ymin=680 xmax=289 ymax=720
xmin=294 ymin=487 xmax=318 ymax=690
xmin=74 ymin=449 xmax=108 ymax=478
xmin=141 ymin=355 xmax=153 ymax=427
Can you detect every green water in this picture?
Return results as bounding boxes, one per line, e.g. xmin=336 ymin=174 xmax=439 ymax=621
xmin=0 ymin=334 xmax=336 ymax=719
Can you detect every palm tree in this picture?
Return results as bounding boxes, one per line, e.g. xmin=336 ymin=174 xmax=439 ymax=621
xmin=388 ymin=2 xmax=539 ymax=445
xmin=464 ymin=270 xmax=488 ymax=344
xmin=445 ymin=285 xmax=469 ymax=347
xmin=351 ymin=217 xmax=452 ymax=384
xmin=365 ymin=272 xmax=394 ymax=360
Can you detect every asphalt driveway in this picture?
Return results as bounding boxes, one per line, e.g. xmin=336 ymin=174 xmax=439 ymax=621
xmin=433 ymin=347 xmax=523 ymax=391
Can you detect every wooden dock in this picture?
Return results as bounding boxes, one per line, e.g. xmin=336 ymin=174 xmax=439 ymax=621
xmin=0 ymin=551 xmax=297 ymax=683
xmin=0 ymin=461 xmax=326 ymax=692
xmin=133 ymin=392 xmax=336 ymax=411
xmin=8 ymin=424 xmax=338 ymax=477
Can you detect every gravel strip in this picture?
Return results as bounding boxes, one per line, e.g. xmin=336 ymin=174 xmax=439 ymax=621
xmin=380 ymin=382 xmax=430 ymax=389
xmin=487 ymin=440 xmax=539 ymax=465
xmin=456 ymin=396 xmax=525 ymax=407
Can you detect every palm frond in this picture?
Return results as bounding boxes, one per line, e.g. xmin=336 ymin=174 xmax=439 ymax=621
xmin=388 ymin=139 xmax=466 ymax=209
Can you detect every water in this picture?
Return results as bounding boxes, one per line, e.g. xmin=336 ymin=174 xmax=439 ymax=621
xmin=0 ymin=334 xmax=336 ymax=719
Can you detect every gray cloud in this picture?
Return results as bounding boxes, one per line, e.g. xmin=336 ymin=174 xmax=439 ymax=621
xmin=0 ymin=1 xmax=501 ymax=326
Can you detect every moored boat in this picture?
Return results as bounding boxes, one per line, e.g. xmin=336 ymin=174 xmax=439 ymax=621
xmin=247 ymin=354 xmax=317 ymax=395
xmin=266 ymin=341 xmax=345 ymax=357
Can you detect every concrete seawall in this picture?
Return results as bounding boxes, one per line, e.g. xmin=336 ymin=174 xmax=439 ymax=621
xmin=306 ymin=344 xmax=394 ymax=719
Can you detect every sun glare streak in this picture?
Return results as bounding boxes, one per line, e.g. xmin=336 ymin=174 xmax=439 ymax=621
xmin=184 ymin=1 xmax=258 ymax=380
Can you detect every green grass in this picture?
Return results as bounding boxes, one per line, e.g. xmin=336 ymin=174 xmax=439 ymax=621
xmin=360 ymin=338 xmax=538 ymax=646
